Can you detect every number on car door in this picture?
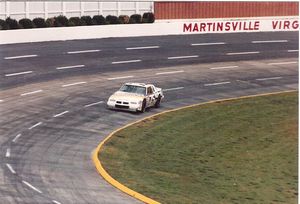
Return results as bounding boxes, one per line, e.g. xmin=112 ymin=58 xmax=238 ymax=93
xmin=146 ymin=86 xmax=155 ymax=106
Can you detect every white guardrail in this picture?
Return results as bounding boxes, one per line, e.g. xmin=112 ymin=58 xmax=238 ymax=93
xmin=0 ymin=16 xmax=298 ymax=44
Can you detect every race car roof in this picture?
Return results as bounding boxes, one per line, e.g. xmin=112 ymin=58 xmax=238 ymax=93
xmin=124 ymin=82 xmax=150 ymax=87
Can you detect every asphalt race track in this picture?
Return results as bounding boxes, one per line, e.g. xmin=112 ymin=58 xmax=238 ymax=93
xmin=0 ymin=32 xmax=298 ymax=204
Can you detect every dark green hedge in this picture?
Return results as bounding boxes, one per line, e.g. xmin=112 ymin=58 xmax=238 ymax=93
xmin=68 ymin=17 xmax=86 ymax=26
xmin=143 ymin=12 xmax=155 ymax=23
xmin=32 ymin=18 xmax=47 ymax=28
xmin=93 ymin=15 xmax=106 ymax=25
xmin=0 ymin=12 xmax=155 ymax=30
xmin=106 ymin=15 xmax=120 ymax=24
xmin=54 ymin=15 xmax=69 ymax=27
xmin=129 ymin=14 xmax=142 ymax=24
xmin=6 ymin=17 xmax=20 ymax=29
xmin=19 ymin=18 xmax=35 ymax=29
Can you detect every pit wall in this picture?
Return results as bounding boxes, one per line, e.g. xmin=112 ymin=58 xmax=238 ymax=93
xmin=0 ymin=16 xmax=298 ymax=45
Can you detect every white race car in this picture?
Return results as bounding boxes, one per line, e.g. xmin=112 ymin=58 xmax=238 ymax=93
xmin=107 ymin=83 xmax=164 ymax=112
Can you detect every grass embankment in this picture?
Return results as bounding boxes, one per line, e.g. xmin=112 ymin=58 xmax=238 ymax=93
xmin=100 ymin=92 xmax=298 ymax=204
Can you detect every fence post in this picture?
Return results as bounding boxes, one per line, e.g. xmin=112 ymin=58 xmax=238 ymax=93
xmin=135 ymin=2 xmax=139 ymax=14
xmin=25 ymin=1 xmax=29 ymax=18
xmin=62 ymin=1 xmax=66 ymax=16
xmin=80 ymin=1 xmax=84 ymax=17
xmin=44 ymin=2 xmax=48 ymax=19
xmin=117 ymin=2 xmax=120 ymax=16
xmin=5 ymin=1 xmax=10 ymax=18
xmin=99 ymin=1 xmax=103 ymax=16
xmin=151 ymin=1 xmax=154 ymax=13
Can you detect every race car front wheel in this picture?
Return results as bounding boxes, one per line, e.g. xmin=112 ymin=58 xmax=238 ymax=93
xmin=140 ymin=99 xmax=146 ymax=113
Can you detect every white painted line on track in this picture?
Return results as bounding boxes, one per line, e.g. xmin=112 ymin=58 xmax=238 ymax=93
xmin=288 ymin=50 xmax=298 ymax=52
xmin=53 ymin=111 xmax=69 ymax=118
xmin=256 ymin=77 xmax=283 ymax=81
xmin=268 ymin=61 xmax=298 ymax=65
xmin=5 ymin=71 xmax=33 ymax=77
xmin=28 ymin=122 xmax=42 ymax=130
xmin=56 ymin=65 xmax=85 ymax=70
xmin=210 ymin=66 xmax=239 ymax=70
xmin=204 ymin=81 xmax=231 ymax=86
xmin=84 ymin=101 xmax=104 ymax=108
xmin=191 ymin=42 xmax=226 ymax=46
xmin=12 ymin=134 xmax=22 ymax=143
xmin=251 ymin=40 xmax=288 ymax=43
xmin=22 ymin=180 xmax=43 ymax=194
xmin=6 ymin=164 xmax=16 ymax=174
xmin=168 ymin=55 xmax=198 ymax=60
xmin=4 ymin=55 xmax=38 ymax=60
xmin=0 ymin=100 xmax=3 ymax=102
xmin=62 ymin=81 xmax=86 ymax=87
xmin=155 ymin=70 xmax=184 ymax=75
xmin=163 ymin=87 xmax=184 ymax=92
xmin=6 ymin=148 xmax=10 ymax=157
xmin=107 ymin=76 xmax=134 ymax=80
xmin=67 ymin=49 xmax=100 ymax=54
xmin=126 ymin=46 xmax=159 ymax=50
xmin=226 ymin=51 xmax=260 ymax=55
xmin=20 ymin=90 xmax=43 ymax=96
xmin=52 ymin=200 xmax=62 ymax=204
xmin=112 ymin=60 xmax=141 ymax=64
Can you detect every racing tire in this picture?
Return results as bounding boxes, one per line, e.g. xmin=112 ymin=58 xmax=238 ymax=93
xmin=140 ymin=99 xmax=146 ymax=113
xmin=154 ymin=95 xmax=161 ymax=108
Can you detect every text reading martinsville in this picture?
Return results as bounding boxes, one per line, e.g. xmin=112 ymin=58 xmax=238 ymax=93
xmin=183 ymin=20 xmax=299 ymax=32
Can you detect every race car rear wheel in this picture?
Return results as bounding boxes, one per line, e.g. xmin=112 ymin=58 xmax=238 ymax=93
xmin=154 ymin=95 xmax=161 ymax=108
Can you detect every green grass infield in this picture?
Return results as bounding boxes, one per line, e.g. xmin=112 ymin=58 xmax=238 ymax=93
xmin=100 ymin=92 xmax=298 ymax=204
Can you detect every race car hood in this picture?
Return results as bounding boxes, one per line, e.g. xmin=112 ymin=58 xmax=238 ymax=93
xmin=110 ymin=91 xmax=144 ymax=101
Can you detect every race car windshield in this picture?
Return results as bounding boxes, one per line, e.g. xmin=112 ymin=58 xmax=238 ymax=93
xmin=119 ymin=85 xmax=146 ymax=95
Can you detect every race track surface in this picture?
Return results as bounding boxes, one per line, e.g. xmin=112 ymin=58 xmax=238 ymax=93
xmin=0 ymin=32 xmax=298 ymax=204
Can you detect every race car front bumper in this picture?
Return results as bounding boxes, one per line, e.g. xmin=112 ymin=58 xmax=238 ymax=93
xmin=107 ymin=100 xmax=142 ymax=112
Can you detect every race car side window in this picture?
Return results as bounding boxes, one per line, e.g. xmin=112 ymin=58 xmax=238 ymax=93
xmin=147 ymin=87 xmax=153 ymax=95
xmin=151 ymin=85 xmax=156 ymax=92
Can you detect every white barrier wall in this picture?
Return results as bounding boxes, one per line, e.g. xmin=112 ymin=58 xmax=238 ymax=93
xmin=0 ymin=16 xmax=298 ymax=45
xmin=0 ymin=1 xmax=153 ymax=20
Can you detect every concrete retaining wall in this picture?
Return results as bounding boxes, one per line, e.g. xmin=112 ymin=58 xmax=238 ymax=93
xmin=0 ymin=16 xmax=298 ymax=45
